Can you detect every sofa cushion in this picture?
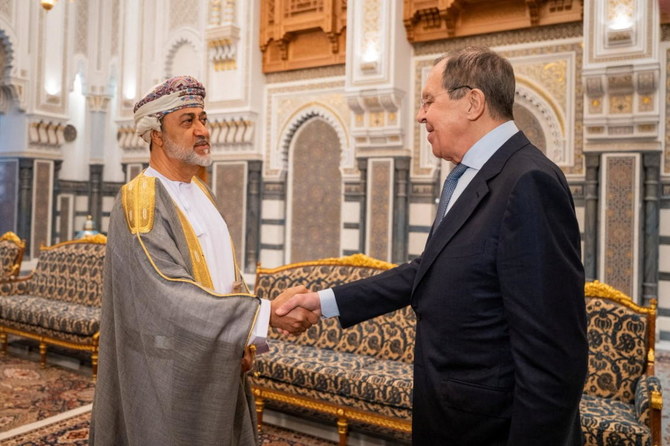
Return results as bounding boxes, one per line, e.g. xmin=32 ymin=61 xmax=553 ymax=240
xmin=584 ymin=296 xmax=648 ymax=404
xmin=0 ymin=295 xmax=100 ymax=336
xmin=27 ymin=242 xmax=105 ymax=306
xmin=580 ymin=393 xmax=650 ymax=446
xmin=255 ymin=339 xmax=413 ymax=411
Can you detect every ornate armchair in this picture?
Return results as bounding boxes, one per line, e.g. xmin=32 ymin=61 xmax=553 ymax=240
xmin=580 ymin=281 xmax=662 ymax=446
xmin=0 ymin=231 xmax=25 ymax=280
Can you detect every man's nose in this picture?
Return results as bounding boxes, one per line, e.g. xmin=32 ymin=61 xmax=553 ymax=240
xmin=194 ymin=120 xmax=209 ymax=136
xmin=416 ymin=107 xmax=426 ymax=124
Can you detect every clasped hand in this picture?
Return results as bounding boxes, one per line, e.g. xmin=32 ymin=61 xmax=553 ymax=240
xmin=269 ymin=285 xmax=321 ymax=335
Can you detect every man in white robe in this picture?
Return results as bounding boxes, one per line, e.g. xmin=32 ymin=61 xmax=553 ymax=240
xmin=91 ymin=76 xmax=317 ymax=446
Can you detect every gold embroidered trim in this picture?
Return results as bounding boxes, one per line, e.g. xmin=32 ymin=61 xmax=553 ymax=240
xmin=122 ymin=174 xmax=155 ymax=234
xmin=257 ymin=253 xmax=396 ymax=275
xmin=192 ymin=176 xmax=216 ymax=203
xmin=40 ymin=234 xmax=108 ymax=251
xmin=135 ymin=232 xmax=256 ymax=300
xmin=174 ymin=206 xmax=214 ymax=290
xmin=0 ymin=231 xmax=25 ymax=248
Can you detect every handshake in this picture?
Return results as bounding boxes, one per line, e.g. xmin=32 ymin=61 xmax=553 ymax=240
xmin=269 ymin=286 xmax=322 ymax=335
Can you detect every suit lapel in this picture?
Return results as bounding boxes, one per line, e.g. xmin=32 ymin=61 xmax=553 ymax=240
xmin=412 ymin=132 xmax=530 ymax=292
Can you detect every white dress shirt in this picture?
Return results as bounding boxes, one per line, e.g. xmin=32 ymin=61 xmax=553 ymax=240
xmin=145 ymin=167 xmax=270 ymax=348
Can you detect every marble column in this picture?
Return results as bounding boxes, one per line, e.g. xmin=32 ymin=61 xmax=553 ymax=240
xmin=583 ymin=153 xmax=600 ymax=282
xmin=245 ymin=160 xmax=262 ymax=273
xmin=642 ymin=152 xmax=661 ymax=306
xmin=393 ymin=157 xmax=410 ymax=263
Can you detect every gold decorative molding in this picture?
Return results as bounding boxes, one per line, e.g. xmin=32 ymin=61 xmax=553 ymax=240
xmin=86 ymin=94 xmax=111 ymax=112
xmin=28 ymin=120 xmax=65 ymax=148
xmin=585 ymin=280 xmax=656 ymax=314
xmin=403 ymin=0 xmax=582 ymax=43
xmin=40 ymin=233 xmax=107 ymax=250
xmin=207 ymin=24 xmax=240 ymax=72
xmin=256 ymin=253 xmax=396 ymax=275
xmin=251 ymin=385 xmax=412 ymax=433
xmin=259 ymin=0 xmax=347 ymax=73
xmin=0 ymin=231 xmax=25 ymax=249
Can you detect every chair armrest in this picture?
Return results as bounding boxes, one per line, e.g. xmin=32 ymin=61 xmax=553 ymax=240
xmin=0 ymin=274 xmax=31 ymax=296
xmin=635 ymin=374 xmax=663 ymax=445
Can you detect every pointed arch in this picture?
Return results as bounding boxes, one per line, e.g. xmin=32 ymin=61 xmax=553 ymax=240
xmin=275 ymin=104 xmax=350 ymax=177
xmin=0 ymin=26 xmax=19 ymax=112
xmin=164 ymin=31 xmax=202 ymax=79
xmin=285 ymin=117 xmax=343 ymax=263
xmin=515 ymin=76 xmax=571 ymax=166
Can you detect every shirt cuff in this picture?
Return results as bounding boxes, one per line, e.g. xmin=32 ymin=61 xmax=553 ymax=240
xmin=318 ymin=288 xmax=340 ymax=318
xmin=247 ymin=298 xmax=270 ymax=354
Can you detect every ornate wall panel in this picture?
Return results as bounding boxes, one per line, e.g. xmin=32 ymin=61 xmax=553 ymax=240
xmin=403 ymin=0 xmax=582 ymax=43
xmin=260 ymin=0 xmax=347 ymax=72
xmin=75 ymin=0 xmax=88 ymax=55
xmin=170 ymin=0 xmax=199 ymax=30
xmin=265 ymin=79 xmax=350 ymax=180
xmin=367 ymin=159 xmax=392 ymax=262
xmin=213 ymin=162 xmax=246 ymax=269
xmin=599 ymin=154 xmax=640 ymax=299
xmin=31 ymin=160 xmax=53 ymax=258
xmin=289 ymin=118 xmax=341 ymax=263
xmin=0 ymin=0 xmax=11 ymax=20
xmin=0 ymin=159 xmax=18 ymax=235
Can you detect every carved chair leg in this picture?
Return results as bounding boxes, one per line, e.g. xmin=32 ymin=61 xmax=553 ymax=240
xmin=337 ymin=415 xmax=348 ymax=446
xmin=91 ymin=350 xmax=98 ymax=382
xmin=0 ymin=331 xmax=6 ymax=355
xmin=255 ymin=395 xmax=265 ymax=431
xmin=39 ymin=342 xmax=47 ymax=368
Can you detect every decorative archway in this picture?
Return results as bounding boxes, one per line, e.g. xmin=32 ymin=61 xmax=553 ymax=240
xmin=514 ymin=78 xmax=570 ymax=166
xmin=275 ymin=104 xmax=349 ymax=177
xmin=285 ymin=117 xmax=343 ymax=263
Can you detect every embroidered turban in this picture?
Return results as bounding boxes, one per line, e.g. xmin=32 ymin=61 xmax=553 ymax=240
xmin=133 ymin=75 xmax=206 ymax=143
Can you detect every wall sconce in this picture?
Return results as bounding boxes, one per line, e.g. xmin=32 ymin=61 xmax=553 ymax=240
xmin=360 ymin=41 xmax=379 ymax=74
xmin=41 ymin=0 xmax=74 ymax=11
xmin=40 ymin=0 xmax=57 ymax=10
xmin=606 ymin=4 xmax=634 ymax=46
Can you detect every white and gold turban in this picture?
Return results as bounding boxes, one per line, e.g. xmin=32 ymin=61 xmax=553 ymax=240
xmin=133 ymin=75 xmax=206 ymax=143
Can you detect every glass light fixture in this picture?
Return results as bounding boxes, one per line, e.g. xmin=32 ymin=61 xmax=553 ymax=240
xmin=40 ymin=0 xmax=56 ymax=11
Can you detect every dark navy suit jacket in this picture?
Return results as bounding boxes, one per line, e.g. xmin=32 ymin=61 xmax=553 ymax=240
xmin=334 ymin=132 xmax=587 ymax=446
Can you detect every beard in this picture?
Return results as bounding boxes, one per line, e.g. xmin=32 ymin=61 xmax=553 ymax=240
xmin=163 ymin=135 xmax=212 ymax=167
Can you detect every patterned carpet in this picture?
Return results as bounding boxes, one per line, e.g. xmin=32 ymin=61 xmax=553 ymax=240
xmin=0 ymin=352 xmax=336 ymax=445
xmin=0 ymin=354 xmax=95 ymax=432
xmin=2 ymin=351 xmax=670 ymax=445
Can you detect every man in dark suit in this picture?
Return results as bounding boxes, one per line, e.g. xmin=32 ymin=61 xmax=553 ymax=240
xmin=276 ymin=46 xmax=587 ymax=445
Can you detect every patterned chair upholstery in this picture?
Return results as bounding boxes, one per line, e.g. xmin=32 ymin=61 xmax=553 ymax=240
xmin=250 ymin=254 xmax=414 ymax=445
xmin=580 ymin=281 xmax=662 ymax=446
xmin=0 ymin=235 xmax=106 ymax=380
xmin=0 ymin=232 xmax=25 ymax=280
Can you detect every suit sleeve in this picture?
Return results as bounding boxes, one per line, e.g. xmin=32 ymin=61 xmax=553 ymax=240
xmin=333 ymin=258 xmax=420 ymax=328
xmin=497 ymin=168 xmax=587 ymax=444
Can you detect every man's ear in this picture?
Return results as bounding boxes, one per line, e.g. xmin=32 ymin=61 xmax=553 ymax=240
xmin=466 ymin=89 xmax=486 ymax=121
xmin=150 ymin=129 xmax=163 ymax=148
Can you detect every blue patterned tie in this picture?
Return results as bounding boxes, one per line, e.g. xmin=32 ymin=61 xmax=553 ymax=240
xmin=433 ymin=163 xmax=468 ymax=229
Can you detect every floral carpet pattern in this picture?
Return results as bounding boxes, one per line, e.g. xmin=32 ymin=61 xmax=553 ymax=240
xmin=0 ymin=354 xmax=336 ymax=445
xmin=3 ymin=352 xmax=670 ymax=445
xmin=0 ymin=355 xmax=95 ymax=433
